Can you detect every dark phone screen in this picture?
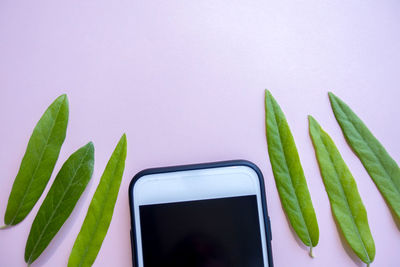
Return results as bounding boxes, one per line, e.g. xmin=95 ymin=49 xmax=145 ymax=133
xmin=139 ymin=195 xmax=264 ymax=267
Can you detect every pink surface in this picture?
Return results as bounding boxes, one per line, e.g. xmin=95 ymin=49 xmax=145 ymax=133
xmin=0 ymin=1 xmax=399 ymax=266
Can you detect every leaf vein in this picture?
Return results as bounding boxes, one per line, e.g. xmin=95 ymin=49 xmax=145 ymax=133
xmin=27 ymin=145 xmax=91 ymax=263
xmin=9 ymin=101 xmax=65 ymax=225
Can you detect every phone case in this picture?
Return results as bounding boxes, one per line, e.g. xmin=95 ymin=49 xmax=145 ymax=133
xmin=128 ymin=160 xmax=274 ymax=267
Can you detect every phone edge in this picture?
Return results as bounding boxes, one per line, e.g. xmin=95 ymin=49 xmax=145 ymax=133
xmin=128 ymin=159 xmax=274 ymax=267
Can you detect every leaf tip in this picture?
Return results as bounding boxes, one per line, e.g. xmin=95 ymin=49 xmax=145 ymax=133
xmin=54 ymin=94 xmax=69 ymax=113
xmin=119 ymin=134 xmax=128 ymax=149
xmin=265 ymin=90 xmax=279 ymax=111
xmin=264 ymin=89 xmax=271 ymax=103
xmin=265 ymin=89 xmax=273 ymax=97
xmin=328 ymin=91 xmax=338 ymax=103
xmin=84 ymin=141 xmax=95 ymax=154
xmin=308 ymin=115 xmax=321 ymax=134
xmin=58 ymin=93 xmax=68 ymax=103
xmin=87 ymin=141 xmax=94 ymax=147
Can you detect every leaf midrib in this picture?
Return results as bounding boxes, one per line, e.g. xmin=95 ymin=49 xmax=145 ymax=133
xmin=335 ymin=99 xmax=400 ymax=195
xmin=270 ymin=101 xmax=313 ymax=247
xmin=9 ymin=100 xmax=64 ymax=225
xmin=318 ymin=130 xmax=371 ymax=263
xmin=27 ymin=146 xmax=90 ymax=263
xmin=76 ymin=152 xmax=122 ymax=267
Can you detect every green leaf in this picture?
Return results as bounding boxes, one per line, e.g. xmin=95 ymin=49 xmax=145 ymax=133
xmin=329 ymin=92 xmax=400 ymax=222
xmin=308 ymin=116 xmax=375 ymax=265
xmin=25 ymin=142 xmax=95 ymax=265
xmin=4 ymin=94 xmax=69 ymax=226
xmin=68 ymin=134 xmax=127 ymax=267
xmin=265 ymin=90 xmax=319 ymax=256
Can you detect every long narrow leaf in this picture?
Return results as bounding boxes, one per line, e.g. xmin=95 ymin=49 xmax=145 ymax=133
xmin=309 ymin=116 xmax=375 ymax=265
xmin=329 ymin=92 xmax=400 ymax=221
xmin=68 ymin=134 xmax=127 ymax=267
xmin=4 ymin=94 xmax=69 ymax=226
xmin=25 ymin=142 xmax=95 ymax=265
xmin=265 ymin=90 xmax=319 ymax=256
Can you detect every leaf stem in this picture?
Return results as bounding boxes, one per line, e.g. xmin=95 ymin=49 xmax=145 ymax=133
xmin=309 ymin=246 xmax=315 ymax=258
xmin=0 ymin=225 xmax=10 ymax=230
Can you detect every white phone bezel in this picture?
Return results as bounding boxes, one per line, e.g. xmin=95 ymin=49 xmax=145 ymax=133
xmin=130 ymin=163 xmax=271 ymax=267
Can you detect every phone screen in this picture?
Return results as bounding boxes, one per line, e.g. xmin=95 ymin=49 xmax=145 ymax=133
xmin=139 ymin=195 xmax=264 ymax=267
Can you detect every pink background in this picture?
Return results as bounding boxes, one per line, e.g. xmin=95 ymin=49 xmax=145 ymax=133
xmin=1 ymin=0 xmax=399 ymax=266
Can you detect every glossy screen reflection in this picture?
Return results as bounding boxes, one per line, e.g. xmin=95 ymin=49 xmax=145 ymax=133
xmin=139 ymin=195 xmax=264 ymax=267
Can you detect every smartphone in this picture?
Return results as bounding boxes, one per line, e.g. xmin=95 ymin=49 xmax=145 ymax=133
xmin=128 ymin=160 xmax=273 ymax=267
